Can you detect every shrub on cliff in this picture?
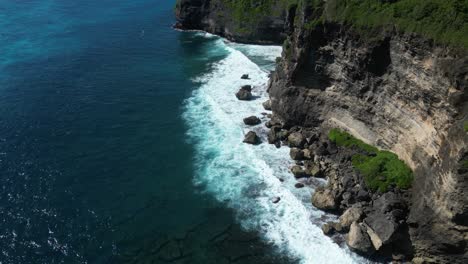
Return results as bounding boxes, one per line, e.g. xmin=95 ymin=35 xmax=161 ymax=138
xmin=329 ymin=129 xmax=413 ymax=192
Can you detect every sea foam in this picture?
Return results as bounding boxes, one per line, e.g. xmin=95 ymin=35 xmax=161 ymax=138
xmin=183 ymin=34 xmax=371 ymax=264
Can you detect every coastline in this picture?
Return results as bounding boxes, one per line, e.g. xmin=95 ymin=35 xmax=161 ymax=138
xmin=180 ymin=29 xmax=371 ymax=263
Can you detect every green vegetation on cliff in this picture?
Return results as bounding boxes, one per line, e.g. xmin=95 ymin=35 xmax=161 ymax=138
xmin=324 ymin=0 xmax=468 ymax=48
xmin=329 ymin=129 xmax=413 ymax=192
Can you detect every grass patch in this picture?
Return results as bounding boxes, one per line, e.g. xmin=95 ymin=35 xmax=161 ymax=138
xmin=464 ymin=121 xmax=468 ymax=132
xmin=329 ymin=129 xmax=413 ymax=192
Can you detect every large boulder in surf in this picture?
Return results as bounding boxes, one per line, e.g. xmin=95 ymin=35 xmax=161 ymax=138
xmin=236 ymin=85 xmax=253 ymax=101
xmin=241 ymin=74 xmax=249 ymax=79
xmin=243 ymin=131 xmax=261 ymax=145
xmin=346 ymin=222 xmax=375 ymax=255
xmin=243 ymin=116 xmax=261 ymax=126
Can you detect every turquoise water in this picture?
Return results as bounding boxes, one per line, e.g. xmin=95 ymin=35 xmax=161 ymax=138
xmin=0 ymin=1 xmax=369 ymax=263
xmin=0 ymin=1 xmax=293 ymax=263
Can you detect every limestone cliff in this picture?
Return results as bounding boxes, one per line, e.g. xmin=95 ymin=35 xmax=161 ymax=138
xmin=176 ymin=0 xmax=468 ymax=262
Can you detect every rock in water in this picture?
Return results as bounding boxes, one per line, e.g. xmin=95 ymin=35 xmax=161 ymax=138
xmin=243 ymin=131 xmax=260 ymax=145
xmin=235 ymin=85 xmax=253 ymax=101
xmin=236 ymin=89 xmax=252 ymax=101
xmin=294 ymin=183 xmax=305 ymax=188
xmin=243 ymin=116 xmax=261 ymax=126
xmin=262 ymin=100 xmax=272 ymax=110
xmin=272 ymin=197 xmax=281 ymax=203
xmin=241 ymin=74 xmax=249 ymax=79
xmin=346 ymin=222 xmax=375 ymax=255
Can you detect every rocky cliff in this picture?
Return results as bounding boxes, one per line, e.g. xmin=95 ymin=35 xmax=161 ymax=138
xmin=176 ymin=0 xmax=468 ymax=263
xmin=175 ymin=0 xmax=290 ymax=44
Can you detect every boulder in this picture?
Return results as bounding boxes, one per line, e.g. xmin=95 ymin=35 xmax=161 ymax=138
xmin=288 ymin=132 xmax=306 ymax=148
xmin=262 ymin=100 xmax=272 ymax=110
xmin=243 ymin=131 xmax=260 ymax=145
xmin=346 ymin=222 xmax=375 ymax=255
xmin=272 ymin=197 xmax=281 ymax=203
xmin=290 ymin=148 xmax=305 ymax=160
xmin=364 ymin=212 xmax=399 ymax=250
xmin=236 ymin=88 xmax=252 ymax=101
xmin=312 ymin=187 xmax=337 ymax=210
xmin=291 ymin=165 xmax=308 ymax=178
xmin=339 ymin=207 xmax=364 ymax=229
xmin=241 ymin=74 xmax=249 ymax=79
xmin=303 ymin=149 xmax=313 ymax=160
xmin=304 ymin=161 xmax=323 ymax=177
xmin=295 ymin=183 xmax=305 ymax=188
xmin=243 ymin=116 xmax=261 ymax=126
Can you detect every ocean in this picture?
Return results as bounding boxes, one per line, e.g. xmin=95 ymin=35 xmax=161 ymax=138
xmin=0 ymin=1 xmax=368 ymax=263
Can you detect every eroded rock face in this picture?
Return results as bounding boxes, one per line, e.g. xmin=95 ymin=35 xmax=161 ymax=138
xmin=268 ymin=4 xmax=467 ymax=262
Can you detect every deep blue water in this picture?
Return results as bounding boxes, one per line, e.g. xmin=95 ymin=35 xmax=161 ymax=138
xmin=0 ymin=1 xmax=296 ymax=263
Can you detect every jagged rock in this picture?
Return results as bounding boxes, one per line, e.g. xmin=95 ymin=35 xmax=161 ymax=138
xmin=290 ymin=148 xmax=305 ymax=160
xmin=312 ymin=187 xmax=337 ymax=210
xmin=235 ymin=85 xmax=253 ymax=100
xmin=241 ymin=74 xmax=249 ymax=79
xmin=364 ymin=212 xmax=399 ymax=250
xmin=346 ymin=222 xmax=375 ymax=255
xmin=339 ymin=207 xmax=364 ymax=229
xmin=243 ymin=131 xmax=260 ymax=145
xmin=291 ymin=165 xmax=308 ymax=178
xmin=262 ymin=100 xmax=272 ymax=110
xmin=287 ymin=132 xmax=306 ymax=148
xmin=243 ymin=116 xmax=261 ymax=126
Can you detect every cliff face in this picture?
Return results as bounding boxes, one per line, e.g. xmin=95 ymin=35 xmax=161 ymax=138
xmin=269 ymin=3 xmax=468 ymax=262
xmin=176 ymin=0 xmax=468 ymax=262
xmin=175 ymin=0 xmax=289 ymax=44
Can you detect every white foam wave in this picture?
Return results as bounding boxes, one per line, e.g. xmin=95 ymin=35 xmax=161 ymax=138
xmin=183 ymin=38 xmax=371 ymax=264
